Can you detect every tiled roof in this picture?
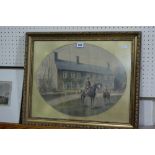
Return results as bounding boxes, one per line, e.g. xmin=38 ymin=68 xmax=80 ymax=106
xmin=55 ymin=59 xmax=113 ymax=75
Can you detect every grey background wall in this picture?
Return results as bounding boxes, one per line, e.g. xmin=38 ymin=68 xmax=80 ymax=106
xmin=0 ymin=26 xmax=155 ymax=127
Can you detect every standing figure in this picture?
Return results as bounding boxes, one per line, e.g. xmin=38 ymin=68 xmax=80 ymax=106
xmin=103 ymin=88 xmax=111 ymax=104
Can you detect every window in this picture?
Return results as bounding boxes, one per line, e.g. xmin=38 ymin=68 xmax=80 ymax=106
xmin=72 ymin=82 xmax=77 ymax=89
xmin=64 ymin=83 xmax=68 ymax=89
xmin=68 ymin=82 xmax=72 ymax=89
xmin=77 ymin=72 xmax=81 ymax=79
xmin=63 ymin=71 xmax=67 ymax=79
xmin=71 ymin=72 xmax=75 ymax=78
xmin=104 ymin=76 xmax=107 ymax=80
xmin=64 ymin=82 xmax=72 ymax=89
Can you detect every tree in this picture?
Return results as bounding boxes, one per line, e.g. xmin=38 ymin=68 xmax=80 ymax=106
xmin=114 ymin=66 xmax=127 ymax=91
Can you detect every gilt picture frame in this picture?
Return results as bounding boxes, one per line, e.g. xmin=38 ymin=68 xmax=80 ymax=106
xmin=22 ymin=32 xmax=141 ymax=128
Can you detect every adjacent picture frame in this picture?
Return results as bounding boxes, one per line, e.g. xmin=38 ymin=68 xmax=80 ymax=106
xmin=22 ymin=32 xmax=141 ymax=128
xmin=0 ymin=69 xmax=24 ymax=123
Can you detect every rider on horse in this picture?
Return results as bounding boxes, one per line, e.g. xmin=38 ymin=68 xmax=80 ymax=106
xmin=85 ymin=77 xmax=91 ymax=93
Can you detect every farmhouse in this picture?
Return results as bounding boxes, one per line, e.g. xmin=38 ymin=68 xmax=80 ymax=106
xmin=54 ymin=52 xmax=114 ymax=91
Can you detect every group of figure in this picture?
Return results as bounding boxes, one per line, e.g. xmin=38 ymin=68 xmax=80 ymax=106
xmin=81 ymin=78 xmax=111 ymax=107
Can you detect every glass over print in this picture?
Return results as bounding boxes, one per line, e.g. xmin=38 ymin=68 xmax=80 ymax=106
xmin=36 ymin=42 xmax=129 ymax=119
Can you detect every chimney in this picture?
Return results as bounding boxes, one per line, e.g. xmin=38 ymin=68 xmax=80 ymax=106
xmin=54 ymin=52 xmax=58 ymax=61
xmin=76 ymin=56 xmax=80 ymax=64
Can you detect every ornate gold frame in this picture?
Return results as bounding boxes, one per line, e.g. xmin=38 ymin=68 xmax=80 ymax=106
xmin=22 ymin=32 xmax=141 ymax=128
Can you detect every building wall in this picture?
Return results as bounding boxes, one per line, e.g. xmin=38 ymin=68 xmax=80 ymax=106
xmin=57 ymin=70 xmax=114 ymax=91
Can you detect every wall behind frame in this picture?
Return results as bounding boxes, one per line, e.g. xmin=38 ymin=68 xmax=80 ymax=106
xmin=0 ymin=26 xmax=155 ymax=127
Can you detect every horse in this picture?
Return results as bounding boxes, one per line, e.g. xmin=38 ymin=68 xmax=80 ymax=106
xmin=103 ymin=89 xmax=111 ymax=104
xmin=81 ymin=83 xmax=101 ymax=107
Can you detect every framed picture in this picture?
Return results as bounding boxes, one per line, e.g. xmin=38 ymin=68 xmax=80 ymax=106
xmin=0 ymin=69 xmax=24 ymax=123
xmin=22 ymin=32 xmax=141 ymax=128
